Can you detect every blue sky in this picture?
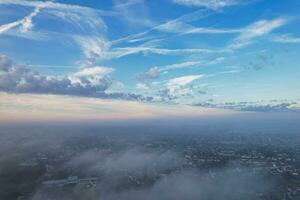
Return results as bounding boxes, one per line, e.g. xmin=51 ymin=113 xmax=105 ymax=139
xmin=0 ymin=0 xmax=300 ymax=118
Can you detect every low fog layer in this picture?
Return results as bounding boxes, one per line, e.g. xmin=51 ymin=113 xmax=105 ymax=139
xmin=31 ymin=149 xmax=272 ymax=200
xmin=1 ymin=122 xmax=299 ymax=200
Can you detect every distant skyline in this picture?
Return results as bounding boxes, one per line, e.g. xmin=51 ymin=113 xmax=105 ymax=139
xmin=0 ymin=0 xmax=299 ymax=121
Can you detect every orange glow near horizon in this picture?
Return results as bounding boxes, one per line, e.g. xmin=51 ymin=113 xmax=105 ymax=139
xmin=0 ymin=92 xmax=236 ymax=123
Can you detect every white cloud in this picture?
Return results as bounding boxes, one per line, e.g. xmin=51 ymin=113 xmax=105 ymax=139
xmin=0 ymin=0 xmax=113 ymax=17
xmin=109 ymin=14 xmax=288 ymax=60
xmin=157 ymin=20 xmax=239 ymax=35
xmin=0 ymin=0 xmax=109 ymax=65
xmin=136 ymin=83 xmax=150 ymax=91
xmin=73 ymin=36 xmax=110 ymax=66
xmin=167 ymin=75 xmax=203 ymax=92
xmin=0 ymin=0 xmax=108 ymax=33
xmin=229 ymin=18 xmax=288 ymax=49
xmin=218 ymin=69 xmax=241 ymax=74
xmin=185 ymin=26 xmax=239 ymax=34
xmin=156 ymin=20 xmax=195 ymax=34
xmin=73 ymin=66 xmax=114 ymax=77
xmin=0 ymin=20 xmax=21 ymax=34
xmin=74 ymin=36 xmax=215 ymax=64
xmin=239 ymin=18 xmax=287 ymax=40
xmin=113 ymin=0 xmax=153 ymax=28
xmin=172 ymin=0 xmax=240 ymax=10
xmin=0 ymin=5 xmax=42 ymax=34
xmin=139 ymin=61 xmax=203 ymax=81
xmin=85 ymin=46 xmax=220 ymax=64
xmin=109 ymin=9 xmax=211 ymax=46
xmin=70 ymin=66 xmax=114 ymax=87
xmin=168 ymin=75 xmax=203 ymax=87
xmin=271 ymin=34 xmax=300 ymax=44
xmin=160 ymin=61 xmax=203 ymax=72
xmin=20 ymin=6 xmax=42 ymax=32
xmin=112 ymin=46 xmax=216 ymax=56
xmin=289 ymin=103 xmax=300 ymax=110
xmin=150 ymin=74 xmax=204 ymax=102
xmin=139 ymin=57 xmax=224 ymax=81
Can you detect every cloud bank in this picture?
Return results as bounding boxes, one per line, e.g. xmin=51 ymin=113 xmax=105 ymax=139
xmin=0 ymin=55 xmax=113 ymax=97
xmin=29 ymin=147 xmax=274 ymax=200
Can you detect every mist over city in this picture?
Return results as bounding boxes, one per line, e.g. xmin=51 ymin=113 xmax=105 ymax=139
xmin=1 ymin=116 xmax=300 ymax=200
xmin=0 ymin=0 xmax=300 ymax=199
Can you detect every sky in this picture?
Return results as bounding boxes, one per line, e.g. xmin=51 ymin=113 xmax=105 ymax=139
xmin=0 ymin=0 xmax=300 ymax=122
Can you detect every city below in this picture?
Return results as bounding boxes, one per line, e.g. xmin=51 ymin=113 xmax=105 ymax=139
xmin=1 ymin=124 xmax=299 ymax=200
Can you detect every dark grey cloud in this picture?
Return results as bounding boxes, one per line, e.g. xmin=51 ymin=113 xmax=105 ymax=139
xmin=0 ymin=55 xmax=112 ymax=96
xmin=0 ymin=54 xmax=154 ymax=101
xmin=194 ymin=101 xmax=298 ymax=112
xmin=158 ymin=88 xmax=176 ymax=101
xmin=247 ymin=53 xmax=275 ymax=71
xmin=239 ymin=103 xmax=295 ymax=112
xmin=105 ymin=92 xmax=154 ymax=102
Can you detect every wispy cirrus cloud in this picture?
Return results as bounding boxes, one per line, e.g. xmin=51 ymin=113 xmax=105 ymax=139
xmin=0 ymin=20 xmax=22 ymax=34
xmin=138 ymin=57 xmax=224 ymax=81
xmin=156 ymin=61 xmax=203 ymax=72
xmin=3 ymin=0 xmax=278 ymax=66
xmin=108 ymin=14 xmax=289 ymax=63
xmin=172 ymin=0 xmax=241 ymax=10
xmin=271 ymin=34 xmax=300 ymax=44
xmin=19 ymin=6 xmax=42 ymax=33
xmin=0 ymin=5 xmax=42 ymax=34
xmin=110 ymin=46 xmax=219 ymax=57
xmin=0 ymin=0 xmax=109 ymax=33
xmin=0 ymin=0 xmax=110 ymax=66
xmin=137 ymin=63 xmax=182 ymax=81
xmin=156 ymin=20 xmax=240 ymax=35
xmin=83 ymin=45 xmax=222 ymax=64
xmin=131 ymin=15 xmax=289 ymax=54
xmin=0 ymin=4 xmax=227 ymax=66
xmin=109 ymin=8 xmax=212 ymax=46
xmin=113 ymin=0 xmax=154 ymax=28
xmin=0 ymin=0 xmax=114 ymax=16
xmin=229 ymin=18 xmax=289 ymax=49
